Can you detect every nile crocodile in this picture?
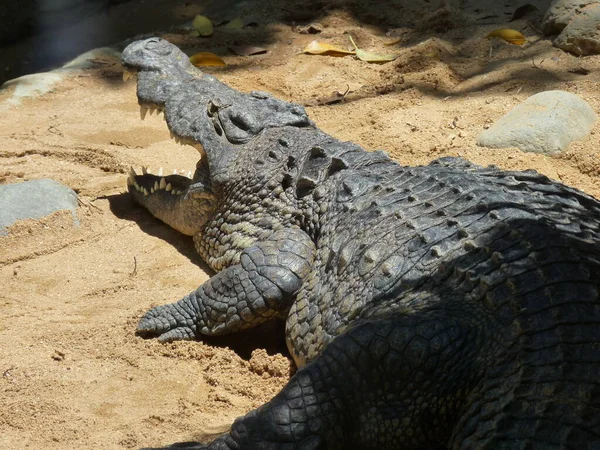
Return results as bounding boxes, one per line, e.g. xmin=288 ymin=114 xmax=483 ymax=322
xmin=121 ymin=38 xmax=600 ymax=449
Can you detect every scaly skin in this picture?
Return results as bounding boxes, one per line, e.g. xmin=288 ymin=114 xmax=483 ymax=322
xmin=121 ymin=38 xmax=600 ymax=449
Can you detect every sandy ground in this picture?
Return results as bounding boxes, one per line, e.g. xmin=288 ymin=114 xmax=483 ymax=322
xmin=1 ymin=0 xmax=600 ymax=448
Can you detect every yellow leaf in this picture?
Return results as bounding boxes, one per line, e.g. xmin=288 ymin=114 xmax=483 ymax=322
xmin=348 ymin=35 xmax=398 ymax=63
xmin=192 ymin=15 xmax=213 ymax=36
xmin=486 ymin=28 xmax=526 ymax=45
xmin=224 ymin=17 xmax=244 ymax=29
xmin=189 ymin=52 xmax=226 ymax=67
xmin=303 ymin=40 xmax=355 ymax=56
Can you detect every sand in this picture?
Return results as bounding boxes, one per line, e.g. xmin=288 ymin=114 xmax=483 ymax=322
xmin=1 ymin=0 xmax=599 ymax=448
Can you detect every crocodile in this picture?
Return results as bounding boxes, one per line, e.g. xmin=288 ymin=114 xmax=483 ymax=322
xmin=121 ymin=38 xmax=600 ymax=449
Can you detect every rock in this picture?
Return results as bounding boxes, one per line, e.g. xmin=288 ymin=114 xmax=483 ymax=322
xmin=543 ymin=0 xmax=600 ymax=56
xmin=1 ymin=46 xmax=121 ymax=110
xmin=477 ymin=90 xmax=596 ymax=155
xmin=0 ymin=179 xmax=79 ymax=236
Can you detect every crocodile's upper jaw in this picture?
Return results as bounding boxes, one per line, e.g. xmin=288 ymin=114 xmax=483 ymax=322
xmin=121 ymin=37 xmax=314 ymax=234
xmin=121 ymin=37 xmax=313 ymax=184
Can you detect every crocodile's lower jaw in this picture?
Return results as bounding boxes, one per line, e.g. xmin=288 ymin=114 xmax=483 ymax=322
xmin=127 ymin=166 xmax=191 ymax=197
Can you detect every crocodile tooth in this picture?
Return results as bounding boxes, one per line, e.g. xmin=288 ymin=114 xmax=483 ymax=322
xmin=171 ymin=189 xmax=178 ymax=195
xmin=165 ymin=183 xmax=173 ymax=192
xmin=142 ymin=166 xmax=148 ymax=175
xmin=153 ymin=181 xmax=159 ymax=192
xmin=173 ymin=169 xmax=178 ymax=175
xmin=159 ymin=178 xmax=167 ymax=189
xmin=151 ymin=186 xmax=155 ymax=194
xmin=135 ymin=184 xmax=141 ymax=192
xmin=140 ymin=106 xmax=148 ymax=120
xmin=143 ymin=187 xmax=149 ymax=196
xmin=157 ymin=167 xmax=164 ymax=176
xmin=187 ymin=171 xmax=192 ymax=179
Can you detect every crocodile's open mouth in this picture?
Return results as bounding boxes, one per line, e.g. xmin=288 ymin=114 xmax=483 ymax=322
xmin=121 ymin=62 xmax=210 ymax=203
xmin=122 ymin=66 xmax=218 ymax=236
xmin=121 ymin=37 xmax=312 ymax=233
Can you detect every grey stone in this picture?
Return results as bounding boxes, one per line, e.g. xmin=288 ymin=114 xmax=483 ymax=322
xmin=543 ymin=0 xmax=600 ymax=55
xmin=0 ymin=179 xmax=79 ymax=235
xmin=477 ymin=90 xmax=596 ymax=155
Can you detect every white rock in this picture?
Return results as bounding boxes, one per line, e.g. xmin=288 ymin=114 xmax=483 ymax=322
xmin=477 ymin=90 xmax=596 ymax=155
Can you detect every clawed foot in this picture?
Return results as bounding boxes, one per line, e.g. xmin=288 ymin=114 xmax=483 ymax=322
xmin=136 ymin=302 xmax=198 ymax=343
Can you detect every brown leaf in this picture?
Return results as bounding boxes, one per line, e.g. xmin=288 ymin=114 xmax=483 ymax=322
xmin=229 ymin=45 xmax=267 ymax=56
xmin=189 ymin=52 xmax=226 ymax=67
xmin=302 ymin=40 xmax=355 ymax=56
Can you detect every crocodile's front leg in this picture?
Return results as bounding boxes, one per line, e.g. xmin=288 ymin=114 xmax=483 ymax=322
xmin=137 ymin=228 xmax=315 ymax=342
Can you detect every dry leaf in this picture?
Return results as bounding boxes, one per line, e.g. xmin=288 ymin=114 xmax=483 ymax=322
xmin=224 ymin=17 xmax=244 ymax=29
xmin=302 ymin=40 xmax=355 ymax=56
xmin=486 ymin=29 xmax=526 ymax=45
xmin=349 ymin=35 xmax=398 ymax=63
xmin=229 ymin=45 xmax=267 ymax=56
xmin=189 ymin=52 xmax=226 ymax=67
xmin=192 ymin=15 xmax=214 ymax=36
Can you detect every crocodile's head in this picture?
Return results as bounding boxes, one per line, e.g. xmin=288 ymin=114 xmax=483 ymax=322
xmin=121 ymin=37 xmax=313 ymax=235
